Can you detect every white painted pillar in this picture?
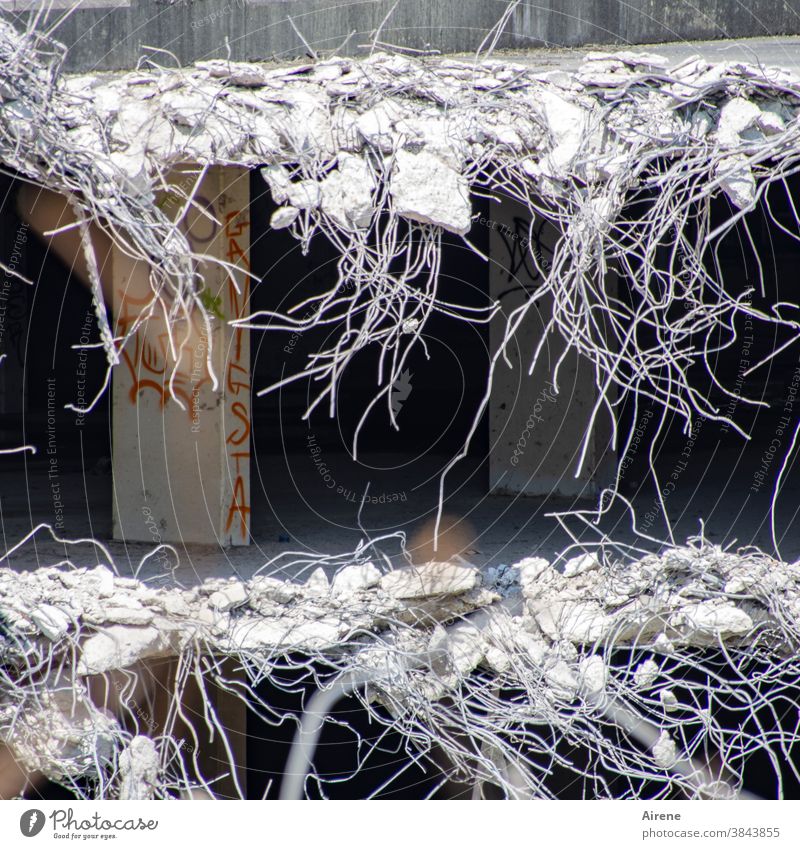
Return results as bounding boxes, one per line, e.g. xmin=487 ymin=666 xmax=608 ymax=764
xmin=112 ymin=166 xmax=251 ymax=546
xmin=488 ymin=198 xmax=615 ymax=498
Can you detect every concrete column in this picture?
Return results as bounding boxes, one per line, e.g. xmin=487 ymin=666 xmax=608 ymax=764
xmin=488 ymin=197 xmax=615 ymax=498
xmin=112 ymin=166 xmax=251 ymax=546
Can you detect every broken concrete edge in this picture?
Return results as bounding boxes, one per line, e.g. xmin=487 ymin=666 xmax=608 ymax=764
xmin=40 ymin=42 xmax=800 ymax=226
xmin=1 ymin=544 xmax=797 ymax=682
xmin=2 ymin=543 xmax=799 ymax=792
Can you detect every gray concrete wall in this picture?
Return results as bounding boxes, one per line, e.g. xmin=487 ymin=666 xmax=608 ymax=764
xmin=487 ymin=197 xmax=616 ymax=499
xmin=5 ymin=0 xmax=800 ymax=73
xmin=510 ymin=1 xmax=800 ymax=49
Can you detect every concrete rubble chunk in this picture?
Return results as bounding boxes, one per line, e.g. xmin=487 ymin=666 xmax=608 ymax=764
xmin=579 ymin=655 xmax=607 ymax=697
xmin=428 ymin=621 xmax=484 ymax=685
xmin=717 ymin=97 xmax=762 ymax=147
xmin=320 ymin=153 xmax=375 ymax=229
xmin=286 ymin=179 xmax=321 ymax=211
xmin=356 ymin=100 xmax=404 ymax=152
xmin=6 ymin=686 xmax=119 ymax=779
xmin=77 ymin=625 xmax=168 ymax=675
xmin=270 ymin=205 xmax=300 ymax=229
xmin=379 ymin=561 xmax=479 ymax=599
xmin=757 ymin=105 xmax=786 ymax=135
xmin=516 ymin=557 xmax=552 ymax=599
xmin=653 ymin=633 xmax=676 ymax=654
xmin=331 ymin=561 xmax=382 ymax=597
xmin=83 ymin=596 xmax=155 ymax=626
xmin=30 ymin=604 xmax=71 ymax=641
xmin=652 ymin=731 xmax=678 ymax=769
xmin=304 ymin=566 xmax=331 ymax=597
xmin=227 ymin=615 xmax=341 ymax=651
xmin=87 ymin=565 xmax=116 ymax=597
xmin=634 ymin=658 xmax=659 ymax=689
xmin=515 ymin=631 xmax=547 ymax=665
xmin=544 ymin=659 xmax=579 ymax=700
xmin=390 ymin=149 xmax=471 ymax=235
xmin=671 ymin=602 xmax=753 ymax=638
xmin=562 ymin=553 xmax=600 ymax=578
xmin=119 ymin=735 xmax=159 ymax=800
xmin=260 ymin=164 xmax=291 ymax=203
xmin=196 ymin=60 xmax=272 ymax=87
xmin=156 ymin=591 xmax=193 ymax=618
xmin=537 ymin=90 xmax=586 ymax=175
xmin=660 ymin=689 xmax=679 ymax=711
xmin=534 ymin=600 xmax=612 ymax=643
xmin=249 ymin=576 xmax=298 ymax=605
xmin=208 ymin=581 xmax=248 ymax=612
xmin=717 ymin=153 xmax=756 ymax=209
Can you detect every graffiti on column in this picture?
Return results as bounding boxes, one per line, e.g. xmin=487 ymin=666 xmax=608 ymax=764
xmin=220 ymin=195 xmax=251 ymax=542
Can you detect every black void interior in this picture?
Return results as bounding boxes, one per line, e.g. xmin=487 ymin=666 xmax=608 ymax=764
xmin=248 ymin=175 xmax=491 ymax=559
xmin=615 ymin=171 xmax=800 ymax=558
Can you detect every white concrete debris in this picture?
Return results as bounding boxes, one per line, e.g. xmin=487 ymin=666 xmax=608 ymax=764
xmin=1 ymin=545 xmax=794 ymax=692
xmin=671 ymin=601 xmax=754 ymax=639
xmin=303 ymin=566 xmax=331 ymax=597
xmin=390 ymin=149 xmax=472 ymax=235
xmin=1 ymin=540 xmax=800 ymax=796
xmin=516 ymin=556 xmax=551 ymax=599
xmin=634 ymin=658 xmax=660 ymax=689
xmin=227 ymin=615 xmax=343 ymax=652
xmin=716 ymin=97 xmax=763 ymax=147
xmin=536 ymin=90 xmax=587 ymax=175
xmin=544 ymin=658 xmax=579 ymax=700
xmin=77 ymin=625 xmax=170 ymax=675
xmin=379 ymin=560 xmax=480 ymax=599
xmin=481 ymin=610 xmax=520 ymax=673
xmin=270 ymin=205 xmax=300 ymax=229
xmin=579 ymin=655 xmax=607 ymax=697
xmin=1 ymin=686 xmax=119 ymax=779
xmin=89 ymin=565 xmax=116 ymax=597
xmin=331 ymin=561 xmax=382 ymax=597
xmin=652 ymin=731 xmax=679 ymax=769
xmin=119 ymin=735 xmax=159 ymax=800
xmin=17 ymin=44 xmax=798 ymax=256
xmin=319 ymin=153 xmax=375 ymax=230
xmin=534 ymin=600 xmax=612 ymax=643
xmin=428 ymin=621 xmax=484 ymax=687
xmin=562 ymin=553 xmax=600 ymax=578
xmin=208 ymin=581 xmax=248 ymax=612
xmin=29 ymin=604 xmax=71 ymax=641
xmin=515 ymin=630 xmax=548 ymax=666
xmin=356 ymin=99 xmax=407 ymax=152
xmin=653 ymin=633 xmax=676 ymax=654
xmin=717 ymin=153 xmax=756 ymax=209
xmin=659 ymin=689 xmax=679 ymax=711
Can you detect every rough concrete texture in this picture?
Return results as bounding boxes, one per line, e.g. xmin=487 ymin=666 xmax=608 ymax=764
xmin=2 ymin=543 xmax=798 ymax=683
xmin=33 ymin=45 xmax=800 ymax=231
xmin=15 ymin=0 xmax=800 ymax=73
xmin=3 ymin=541 xmax=799 ymax=797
